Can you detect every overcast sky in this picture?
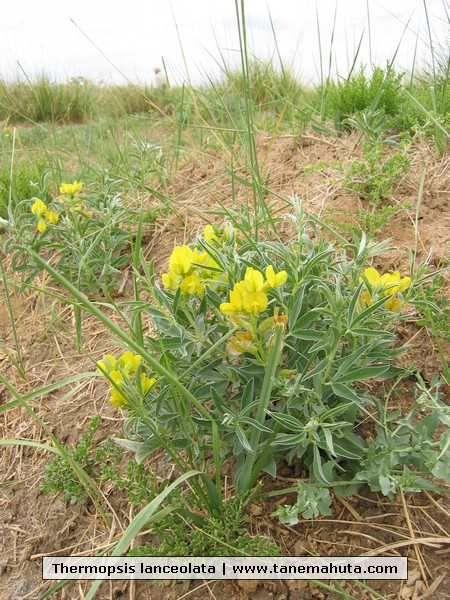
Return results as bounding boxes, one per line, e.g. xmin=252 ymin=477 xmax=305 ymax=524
xmin=0 ymin=0 xmax=447 ymax=85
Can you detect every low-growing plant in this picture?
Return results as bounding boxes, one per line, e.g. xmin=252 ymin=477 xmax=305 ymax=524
xmin=2 ymin=180 xmax=132 ymax=295
xmin=342 ymin=140 xmax=410 ymax=204
xmin=322 ymin=65 xmax=404 ymax=128
xmin=325 ymin=201 xmax=411 ymax=238
xmin=129 ymin=494 xmax=280 ymax=557
xmin=88 ymin=200 xmax=449 ymax=523
xmin=42 ymin=415 xmax=122 ymax=504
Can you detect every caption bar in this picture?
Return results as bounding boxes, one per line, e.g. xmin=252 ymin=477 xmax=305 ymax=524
xmin=43 ymin=556 xmax=407 ymax=580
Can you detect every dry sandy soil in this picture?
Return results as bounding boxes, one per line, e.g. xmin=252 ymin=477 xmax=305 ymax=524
xmin=0 ymin=131 xmax=449 ymax=600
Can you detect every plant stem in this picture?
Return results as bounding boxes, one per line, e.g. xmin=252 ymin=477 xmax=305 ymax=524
xmin=235 ymin=325 xmax=284 ymax=495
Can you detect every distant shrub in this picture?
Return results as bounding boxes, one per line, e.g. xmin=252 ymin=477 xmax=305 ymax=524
xmin=325 ymin=65 xmax=404 ymax=122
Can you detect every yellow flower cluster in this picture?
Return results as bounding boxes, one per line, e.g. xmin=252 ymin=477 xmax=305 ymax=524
xmin=97 ymin=350 xmax=156 ymax=408
xmin=162 ymin=245 xmax=220 ymax=296
xmin=220 ymin=266 xmax=287 ymax=316
xmin=59 ymin=180 xmax=92 ymax=214
xmin=59 ymin=180 xmax=83 ymax=197
xmin=360 ymin=267 xmax=411 ymax=312
xmin=31 ymin=199 xmax=59 ymax=233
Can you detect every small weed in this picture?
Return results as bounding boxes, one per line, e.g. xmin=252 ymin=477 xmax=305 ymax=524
xmin=342 ymin=141 xmax=410 ymax=204
xmin=41 ymin=416 xmax=122 ymax=504
xmin=326 ymin=201 xmax=411 ymax=238
xmin=323 ymin=65 xmax=404 ymax=128
xmin=142 ymin=204 xmax=171 ymax=224
xmin=416 ymin=275 xmax=450 ymax=344
xmin=129 ymin=495 xmax=280 ymax=557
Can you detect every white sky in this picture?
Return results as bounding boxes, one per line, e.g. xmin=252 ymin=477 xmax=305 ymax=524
xmin=0 ymin=0 xmax=447 ymax=85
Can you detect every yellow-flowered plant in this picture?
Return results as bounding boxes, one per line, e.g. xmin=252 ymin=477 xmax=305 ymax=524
xmin=87 ymin=210 xmax=448 ymax=527
xmin=161 ymin=244 xmax=222 ymax=297
xmin=9 ymin=182 xmax=131 ymax=296
xmin=59 ymin=180 xmax=83 ymax=197
xmin=31 ymin=199 xmax=59 ymax=233
xmin=220 ymin=266 xmax=287 ymax=318
xmin=360 ymin=267 xmax=411 ymax=312
xmin=97 ymin=350 xmax=156 ymax=408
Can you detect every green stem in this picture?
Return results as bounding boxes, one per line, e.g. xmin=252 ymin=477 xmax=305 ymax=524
xmin=235 ymin=325 xmax=284 ymax=495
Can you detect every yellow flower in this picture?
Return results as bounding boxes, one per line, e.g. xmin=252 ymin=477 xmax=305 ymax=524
xmin=360 ymin=267 xmax=410 ymax=313
xmin=180 ymin=273 xmax=205 ymax=296
xmin=265 ymin=265 xmax=288 ymax=289
xmin=220 ymin=280 xmax=269 ymax=316
xmin=109 ymin=370 xmax=127 ymax=407
xmin=220 ymin=281 xmax=246 ymax=315
xmin=362 ymin=267 xmax=410 ymax=296
xmin=44 ymin=209 xmax=59 ymax=224
xmin=162 ymin=269 xmax=179 ymax=291
xmin=119 ymin=351 xmax=142 ymax=373
xmin=36 ymin=220 xmax=46 ymax=233
xmin=204 ymin=224 xmax=218 ymax=244
xmin=243 ymin=267 xmax=265 ymax=292
xmin=242 ymin=291 xmax=269 ymax=314
xmin=31 ymin=199 xmax=47 ymax=218
xmin=97 ymin=354 xmax=118 ymax=374
xmin=169 ymin=245 xmax=193 ymax=276
xmin=59 ymin=180 xmax=83 ymax=196
xmin=141 ymin=374 xmax=156 ymax=394
xmin=383 ymin=271 xmax=411 ymax=294
xmin=385 ymin=296 xmax=402 ymax=313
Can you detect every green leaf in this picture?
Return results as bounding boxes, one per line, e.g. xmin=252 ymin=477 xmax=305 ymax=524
xmin=312 ymin=445 xmax=332 ymax=485
xmin=347 ymin=282 xmax=364 ymax=327
xmin=266 ymin=411 xmax=304 ymax=432
xmin=240 ymin=378 xmax=255 ymax=411
xmin=350 ymin=295 xmax=391 ymax=327
xmin=273 ymin=432 xmax=307 ymax=447
xmin=135 ymin=438 xmax=161 ymax=463
xmin=236 ymin=426 xmax=253 ymax=452
xmin=291 ymin=329 xmax=324 ymax=341
xmin=261 ymin=455 xmax=277 ymax=477
xmin=335 ymin=365 xmax=390 ymax=383
xmin=302 ymin=357 xmax=329 ymax=382
xmin=289 ymin=311 xmax=319 ymax=337
xmin=321 ymin=402 xmax=353 ymax=421
xmin=288 ymin=286 xmax=305 ymax=329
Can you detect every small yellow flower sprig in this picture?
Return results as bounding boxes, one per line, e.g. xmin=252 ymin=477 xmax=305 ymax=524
xmin=59 ymin=180 xmax=83 ymax=197
xmin=161 ymin=244 xmax=222 ymax=297
xmin=220 ymin=266 xmax=287 ymax=318
xmin=220 ymin=266 xmax=288 ymax=361
xmin=360 ymin=267 xmax=411 ymax=313
xmin=58 ymin=180 xmax=93 ymax=216
xmin=97 ymin=350 xmax=156 ymax=408
xmin=31 ymin=198 xmax=59 ymax=233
